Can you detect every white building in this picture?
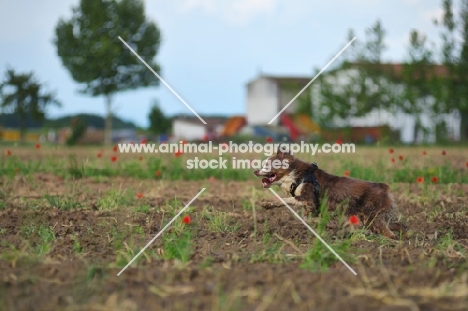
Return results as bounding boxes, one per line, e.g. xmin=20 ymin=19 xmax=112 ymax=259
xmin=246 ymin=75 xmax=311 ymax=126
xmin=172 ymin=116 xmax=227 ymax=141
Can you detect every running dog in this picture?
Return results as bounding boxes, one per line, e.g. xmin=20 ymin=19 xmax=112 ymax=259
xmin=253 ymin=146 xmax=405 ymax=239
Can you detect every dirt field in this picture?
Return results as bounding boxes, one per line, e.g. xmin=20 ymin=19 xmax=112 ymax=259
xmin=0 ymin=146 xmax=467 ymax=310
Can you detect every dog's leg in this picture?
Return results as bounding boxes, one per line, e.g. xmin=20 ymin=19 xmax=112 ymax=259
xmin=261 ymin=196 xmax=297 ymax=210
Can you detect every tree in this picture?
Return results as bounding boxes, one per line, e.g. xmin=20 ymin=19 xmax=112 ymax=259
xmin=54 ymin=0 xmax=161 ymax=144
xmin=148 ymin=102 xmax=171 ymax=137
xmin=435 ymin=0 xmax=468 ymax=141
xmin=400 ymin=30 xmax=434 ymax=142
xmin=0 ymin=68 xmax=60 ymax=142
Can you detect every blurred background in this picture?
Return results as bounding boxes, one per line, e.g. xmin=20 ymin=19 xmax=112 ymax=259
xmin=1 ymin=0 xmax=467 ymax=146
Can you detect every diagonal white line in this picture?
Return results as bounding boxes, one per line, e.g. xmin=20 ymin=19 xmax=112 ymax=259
xmin=268 ymin=188 xmax=357 ymax=276
xmin=268 ymin=37 xmax=356 ymax=124
xmin=118 ymin=36 xmax=207 ymax=125
xmin=117 ymin=188 xmax=206 ymax=276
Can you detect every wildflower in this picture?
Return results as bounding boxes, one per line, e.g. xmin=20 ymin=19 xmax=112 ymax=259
xmin=466 ymin=162 xmax=468 ymax=168
xmin=155 ymin=170 xmax=161 ymax=177
xmin=182 ymin=215 xmax=191 ymax=224
xmin=97 ymin=152 xmax=102 ymax=158
xmin=140 ymin=138 xmax=147 ymax=144
xmin=35 ymin=143 xmax=41 ymax=149
xmin=398 ymin=155 xmax=403 ymax=161
xmin=6 ymin=150 xmax=12 ymax=156
xmin=181 ymin=140 xmax=187 ymax=145
xmin=266 ymin=136 xmax=273 ymax=143
xmin=416 ymin=177 xmax=424 ymax=183
xmin=391 ymin=158 xmax=395 ymax=163
xmin=175 ymin=150 xmax=183 ymax=157
xmin=442 ymin=150 xmax=446 ymax=156
xmin=111 ymin=156 xmax=118 ymax=162
xmin=388 ymin=148 xmax=394 ymax=154
xmin=349 ymin=215 xmax=360 ymax=225
xmin=343 ymin=170 xmax=350 ymax=176
xmin=336 ymin=139 xmax=342 ymax=145
xmin=209 ymin=176 xmax=216 ymax=182
xmin=136 ymin=193 xmax=143 ymax=199
xmin=113 ymin=145 xmax=118 ymax=152
xmin=431 ymin=176 xmax=438 ymax=183
xmin=139 ymin=156 xmax=143 ymax=161
xmin=422 ymin=150 xmax=427 ymax=155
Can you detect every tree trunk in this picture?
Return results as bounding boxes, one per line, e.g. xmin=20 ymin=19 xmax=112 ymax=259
xmin=460 ymin=110 xmax=468 ymax=141
xmin=104 ymin=94 xmax=112 ymax=145
xmin=19 ymin=114 xmax=26 ymax=143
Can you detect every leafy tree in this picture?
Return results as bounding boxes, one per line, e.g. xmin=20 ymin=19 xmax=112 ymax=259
xmin=400 ymin=30 xmax=434 ymax=142
xmin=54 ymin=0 xmax=161 ymax=144
xmin=0 ymin=68 xmax=60 ymax=141
xmin=435 ymin=0 xmax=468 ymax=141
xmin=148 ymin=102 xmax=171 ymax=137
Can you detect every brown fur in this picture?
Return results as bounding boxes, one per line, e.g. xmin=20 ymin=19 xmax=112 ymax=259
xmin=254 ymin=148 xmax=405 ymax=239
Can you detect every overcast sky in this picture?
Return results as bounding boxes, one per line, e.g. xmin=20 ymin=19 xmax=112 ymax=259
xmin=0 ymin=0 xmax=446 ymax=127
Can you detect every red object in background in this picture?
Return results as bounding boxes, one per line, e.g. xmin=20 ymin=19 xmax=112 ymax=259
xmin=140 ymin=138 xmax=147 ymax=144
xmin=280 ymin=114 xmax=300 ymax=141
xmin=182 ymin=215 xmax=191 ymax=224
xmin=35 ymin=143 xmax=41 ymax=149
xmin=442 ymin=150 xmax=446 ymax=156
xmin=111 ymin=156 xmax=118 ymax=162
xmin=181 ymin=140 xmax=187 ymax=145
xmin=391 ymin=158 xmax=395 ymax=163
xmin=136 ymin=193 xmax=143 ymax=199
xmin=398 ymin=155 xmax=404 ymax=161
xmin=6 ymin=150 xmax=12 ymax=156
xmin=416 ymin=177 xmax=424 ymax=183
xmin=113 ymin=145 xmax=118 ymax=152
xmin=349 ymin=215 xmax=360 ymax=225
xmin=389 ymin=148 xmax=394 ymax=154
xmin=266 ymin=136 xmax=273 ymax=142
xmin=422 ymin=150 xmax=427 ymax=155
xmin=431 ymin=176 xmax=439 ymax=183
xmin=343 ymin=170 xmax=350 ymax=176
xmin=203 ymin=134 xmax=209 ymax=141
xmin=175 ymin=150 xmax=183 ymax=157
xmin=97 ymin=152 xmax=102 ymax=158
xmin=139 ymin=156 xmax=143 ymax=161
xmin=155 ymin=170 xmax=161 ymax=177
xmin=209 ymin=176 xmax=216 ymax=182
xmin=336 ymin=139 xmax=342 ymax=145
xmin=466 ymin=162 xmax=468 ymax=168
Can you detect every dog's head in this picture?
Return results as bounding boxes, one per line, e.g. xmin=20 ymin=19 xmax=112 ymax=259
xmin=253 ymin=145 xmax=294 ymax=188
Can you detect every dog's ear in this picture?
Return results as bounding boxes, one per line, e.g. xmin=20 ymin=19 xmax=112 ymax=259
xmin=277 ymin=144 xmax=292 ymax=159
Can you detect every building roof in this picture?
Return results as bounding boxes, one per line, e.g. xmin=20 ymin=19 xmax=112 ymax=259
xmin=345 ymin=62 xmax=450 ymax=80
xmin=247 ymin=75 xmax=311 ymax=86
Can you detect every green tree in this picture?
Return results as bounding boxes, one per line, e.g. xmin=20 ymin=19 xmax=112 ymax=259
xmin=148 ymin=102 xmax=171 ymax=137
xmin=400 ymin=30 xmax=434 ymax=143
xmin=457 ymin=0 xmax=468 ymax=140
xmin=0 ymin=68 xmax=60 ymax=142
xmin=54 ymin=0 xmax=161 ymax=144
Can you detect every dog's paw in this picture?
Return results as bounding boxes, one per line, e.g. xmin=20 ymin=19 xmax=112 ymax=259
xmin=261 ymin=201 xmax=281 ymax=210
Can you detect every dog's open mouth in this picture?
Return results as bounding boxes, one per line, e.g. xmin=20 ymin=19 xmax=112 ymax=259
xmin=261 ymin=173 xmax=277 ymax=188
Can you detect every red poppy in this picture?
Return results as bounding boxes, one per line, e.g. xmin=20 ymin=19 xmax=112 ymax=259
xmin=113 ymin=145 xmax=118 ymax=152
xmin=6 ymin=149 xmax=12 ymax=156
xmin=422 ymin=150 xmax=427 ymax=155
xmin=111 ymin=156 xmax=118 ymax=162
xmin=431 ymin=176 xmax=438 ymax=183
xmin=398 ymin=155 xmax=403 ymax=161
xmin=139 ymin=156 xmax=143 ymax=161
xmin=442 ymin=150 xmax=446 ymax=156
xmin=155 ymin=170 xmax=161 ymax=177
xmin=136 ymin=193 xmax=143 ymax=199
xmin=182 ymin=215 xmax=191 ymax=224
xmin=416 ymin=177 xmax=424 ymax=183
xmin=35 ymin=143 xmax=41 ymax=149
xmin=203 ymin=134 xmax=209 ymax=141
xmin=336 ymin=139 xmax=342 ymax=145
xmin=349 ymin=215 xmax=360 ymax=225
xmin=181 ymin=140 xmax=187 ymax=145
xmin=209 ymin=176 xmax=216 ymax=182
xmin=388 ymin=148 xmax=394 ymax=154
xmin=140 ymin=138 xmax=147 ymax=144
xmin=343 ymin=170 xmax=350 ymax=176
xmin=175 ymin=150 xmax=183 ymax=157
xmin=97 ymin=152 xmax=102 ymax=158
xmin=391 ymin=158 xmax=395 ymax=163
xmin=466 ymin=162 xmax=468 ymax=168
xmin=266 ymin=136 xmax=273 ymax=143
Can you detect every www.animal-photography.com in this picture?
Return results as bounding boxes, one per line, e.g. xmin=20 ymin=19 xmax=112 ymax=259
xmin=1 ymin=0 xmax=467 ymax=310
